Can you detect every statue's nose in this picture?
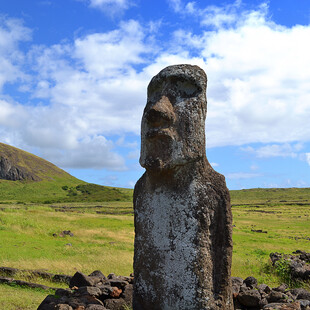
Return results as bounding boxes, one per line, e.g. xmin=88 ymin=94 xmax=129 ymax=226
xmin=145 ymin=96 xmax=176 ymax=127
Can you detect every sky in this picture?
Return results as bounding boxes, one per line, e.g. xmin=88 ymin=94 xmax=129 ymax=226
xmin=0 ymin=0 xmax=310 ymax=190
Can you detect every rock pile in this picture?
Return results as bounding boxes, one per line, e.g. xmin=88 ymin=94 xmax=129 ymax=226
xmin=38 ymin=271 xmax=133 ymax=310
xmin=38 ymin=270 xmax=310 ymax=310
xmin=270 ymin=251 xmax=310 ymax=281
xmin=232 ymin=276 xmax=310 ymax=310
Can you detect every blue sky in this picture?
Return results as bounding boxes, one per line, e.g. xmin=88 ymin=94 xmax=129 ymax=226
xmin=0 ymin=0 xmax=310 ymax=190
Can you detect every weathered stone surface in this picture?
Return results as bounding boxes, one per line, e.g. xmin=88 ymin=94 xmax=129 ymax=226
xmin=231 ymin=277 xmax=243 ymax=297
xmin=244 ymin=276 xmax=258 ymax=288
xmin=108 ymin=279 xmax=129 ymax=289
xmin=299 ymin=300 xmax=310 ymax=309
xmin=290 ymin=288 xmax=310 ymax=300
xmin=264 ymin=302 xmax=301 ymax=310
xmin=133 ymin=64 xmax=233 ymax=309
xmin=77 ymin=286 xmax=102 ymax=297
xmin=267 ymin=290 xmax=288 ymax=303
xmin=0 ymin=267 xmax=19 ymax=277
xmin=237 ymin=289 xmax=261 ymax=307
xmin=274 ymin=283 xmax=289 ymax=293
xmin=0 ymin=156 xmax=39 ymax=181
xmin=85 ymin=305 xmax=107 ymax=310
xmin=104 ymin=298 xmax=127 ymax=310
xmin=55 ymin=288 xmax=73 ymax=297
xmin=37 ymin=295 xmax=59 ymax=309
xmin=270 ymin=252 xmax=310 ymax=281
xmin=258 ymin=284 xmax=272 ymax=294
xmin=55 ymin=304 xmax=73 ymax=310
xmin=121 ymin=283 xmax=133 ymax=305
xmin=109 ymin=287 xmax=122 ymax=298
xmin=34 ymin=269 xmax=310 ymax=310
xmin=89 ymin=270 xmax=107 ymax=281
xmin=70 ymin=272 xmax=96 ymax=288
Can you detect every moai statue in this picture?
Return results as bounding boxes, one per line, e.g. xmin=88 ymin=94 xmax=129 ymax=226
xmin=133 ymin=64 xmax=233 ymax=310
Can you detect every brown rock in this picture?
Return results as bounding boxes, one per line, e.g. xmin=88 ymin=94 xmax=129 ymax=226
xmin=274 ymin=283 xmax=289 ymax=292
xmin=264 ymin=302 xmax=301 ymax=310
xmin=267 ymin=291 xmax=289 ymax=303
xmin=104 ymin=298 xmax=127 ymax=310
xmin=85 ymin=305 xmax=107 ymax=310
xmin=121 ymin=284 xmax=133 ymax=305
xmin=108 ymin=279 xmax=129 ymax=289
xmin=0 ymin=156 xmax=40 ymax=181
xmin=133 ymin=64 xmax=233 ymax=309
xmin=55 ymin=305 xmax=74 ymax=310
xmin=243 ymin=276 xmax=258 ymax=288
xmin=70 ymin=271 xmax=96 ymax=288
xmin=232 ymin=277 xmax=243 ymax=297
xmin=37 ymin=295 xmax=58 ymax=309
xmin=237 ymin=289 xmax=261 ymax=307
xmin=77 ymin=286 xmax=102 ymax=297
xmin=81 ymin=295 xmax=104 ymax=305
xmin=109 ymin=287 xmax=122 ymax=298
xmin=258 ymin=284 xmax=272 ymax=294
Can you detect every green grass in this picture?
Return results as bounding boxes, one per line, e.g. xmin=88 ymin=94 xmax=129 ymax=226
xmin=231 ymin=203 xmax=310 ymax=286
xmin=0 ymin=203 xmax=134 ymax=276
xmin=230 ymin=187 xmax=310 ymax=205
xmin=0 ymin=188 xmax=310 ymax=308
xmin=0 ymin=284 xmax=54 ymax=310
xmin=0 ymin=142 xmax=133 ymax=204
xmin=0 ymin=179 xmax=133 ymax=204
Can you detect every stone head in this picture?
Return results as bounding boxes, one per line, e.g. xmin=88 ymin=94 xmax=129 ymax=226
xmin=140 ymin=64 xmax=208 ymax=171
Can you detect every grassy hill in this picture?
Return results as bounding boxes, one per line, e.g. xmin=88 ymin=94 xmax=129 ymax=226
xmin=0 ymin=143 xmax=131 ymax=203
xmin=1 ymin=142 xmax=310 ymax=205
xmin=230 ymin=187 xmax=310 ymax=205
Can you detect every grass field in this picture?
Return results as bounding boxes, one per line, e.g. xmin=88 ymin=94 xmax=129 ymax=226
xmin=0 ymin=188 xmax=310 ymax=309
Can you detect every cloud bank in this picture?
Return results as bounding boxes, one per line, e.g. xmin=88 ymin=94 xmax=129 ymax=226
xmin=1 ymin=1 xmax=310 ymax=173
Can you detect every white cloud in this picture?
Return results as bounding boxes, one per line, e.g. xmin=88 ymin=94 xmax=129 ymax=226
xmin=80 ymin=0 xmax=133 ymax=15
xmin=0 ymin=100 xmax=26 ymax=127
xmin=0 ymin=17 xmax=31 ymax=90
xmin=305 ymin=153 xmax=310 ymax=166
xmin=74 ymin=20 xmax=148 ymax=76
xmin=127 ymin=149 xmax=139 ymax=159
xmin=241 ymin=143 xmax=303 ymax=158
xmin=170 ymin=2 xmax=310 ymax=148
xmin=168 ymin=0 xmax=183 ymax=12
xmin=0 ymin=19 xmax=149 ymax=170
xmin=41 ymin=135 xmax=126 ymax=170
xmin=250 ymin=164 xmax=259 ymax=171
xmin=199 ymin=0 xmax=243 ymax=29
xmin=210 ymin=162 xmax=219 ymax=167
xmin=2 ymin=3 xmax=310 ymax=173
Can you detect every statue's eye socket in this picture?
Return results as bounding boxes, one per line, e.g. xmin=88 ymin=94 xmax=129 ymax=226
xmin=148 ymin=77 xmax=202 ymax=102
xmin=148 ymin=81 xmax=163 ymax=100
xmin=176 ymin=81 xmax=201 ymax=98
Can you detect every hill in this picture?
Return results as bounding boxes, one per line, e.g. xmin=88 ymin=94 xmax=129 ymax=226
xmin=1 ymin=142 xmax=309 ymax=205
xmin=0 ymin=142 xmax=72 ymax=182
xmin=230 ymin=187 xmax=310 ymax=205
xmin=0 ymin=143 xmax=132 ymax=203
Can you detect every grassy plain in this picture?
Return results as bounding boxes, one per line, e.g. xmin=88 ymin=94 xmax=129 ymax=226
xmin=0 ymin=188 xmax=310 ymax=309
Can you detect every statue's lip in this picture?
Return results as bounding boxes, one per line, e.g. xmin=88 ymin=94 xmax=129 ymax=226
xmin=146 ymin=128 xmax=174 ymax=139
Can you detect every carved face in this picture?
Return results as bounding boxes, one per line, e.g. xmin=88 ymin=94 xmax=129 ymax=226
xmin=140 ymin=65 xmax=207 ymax=171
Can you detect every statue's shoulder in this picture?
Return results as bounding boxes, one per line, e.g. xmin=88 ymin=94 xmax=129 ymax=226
xmin=196 ymin=164 xmax=230 ymax=198
xmin=133 ymin=172 xmax=147 ymax=200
